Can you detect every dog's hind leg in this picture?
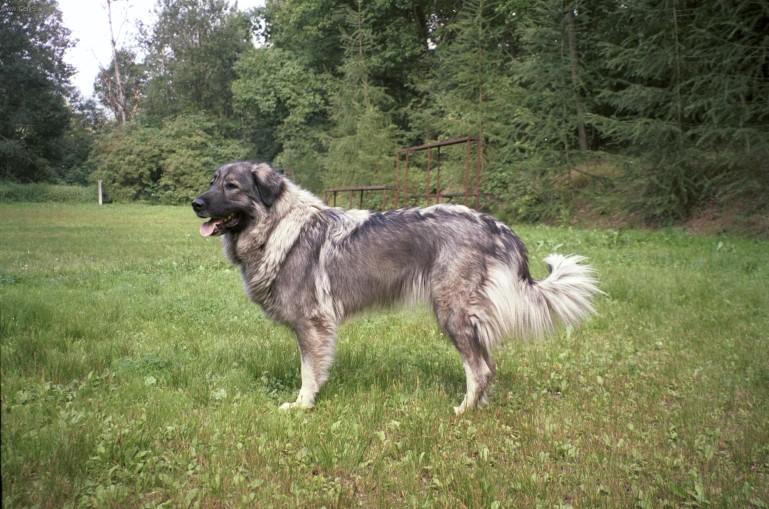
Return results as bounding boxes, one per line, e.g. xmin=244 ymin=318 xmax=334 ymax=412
xmin=477 ymin=343 xmax=496 ymax=407
xmin=434 ymin=306 xmax=495 ymax=414
xmin=280 ymin=318 xmax=337 ymax=410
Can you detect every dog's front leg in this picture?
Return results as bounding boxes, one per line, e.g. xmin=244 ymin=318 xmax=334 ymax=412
xmin=279 ymin=319 xmax=337 ymax=410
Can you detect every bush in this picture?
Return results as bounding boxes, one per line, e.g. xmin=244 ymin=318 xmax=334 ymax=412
xmin=0 ymin=182 xmax=96 ymax=203
xmin=88 ymin=114 xmax=249 ymax=204
xmin=484 ymin=153 xmax=571 ymax=224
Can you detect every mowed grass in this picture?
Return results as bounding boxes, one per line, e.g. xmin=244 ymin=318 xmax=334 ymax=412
xmin=1 ymin=202 xmax=768 ymax=509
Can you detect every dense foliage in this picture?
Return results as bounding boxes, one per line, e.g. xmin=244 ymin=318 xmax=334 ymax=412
xmin=89 ymin=114 xmax=249 ymax=203
xmin=1 ymin=0 xmax=767 ymax=225
xmin=0 ymin=0 xmax=76 ymax=182
xmin=138 ymin=0 xmax=254 ymax=122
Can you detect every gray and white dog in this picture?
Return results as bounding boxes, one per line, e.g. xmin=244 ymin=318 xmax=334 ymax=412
xmin=192 ymin=161 xmax=600 ymax=414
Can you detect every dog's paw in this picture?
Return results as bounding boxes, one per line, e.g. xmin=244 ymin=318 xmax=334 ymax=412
xmin=454 ymin=394 xmax=488 ymax=415
xmin=279 ymin=400 xmax=313 ymax=411
xmin=453 ymin=401 xmax=468 ymax=415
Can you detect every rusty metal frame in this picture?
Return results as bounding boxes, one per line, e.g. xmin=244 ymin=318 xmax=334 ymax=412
xmin=394 ymin=136 xmax=483 ymax=208
xmin=323 ymin=185 xmax=394 ymax=208
xmin=321 ymin=135 xmax=484 ymax=210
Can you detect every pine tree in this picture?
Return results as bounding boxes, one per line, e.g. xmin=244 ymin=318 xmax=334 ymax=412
xmin=323 ymin=0 xmax=400 ymax=192
xmin=424 ymin=0 xmax=533 ymax=209
xmin=591 ymin=0 xmax=769 ymax=220
xmin=431 ymin=0 xmax=514 ymax=144
xmin=510 ymin=0 xmax=601 ymax=160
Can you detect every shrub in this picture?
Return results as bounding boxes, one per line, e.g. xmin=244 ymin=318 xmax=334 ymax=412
xmin=88 ymin=114 xmax=249 ymax=204
xmin=0 ymin=182 xmax=96 ymax=203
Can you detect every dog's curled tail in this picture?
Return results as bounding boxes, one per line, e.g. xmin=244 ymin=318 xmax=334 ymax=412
xmin=530 ymin=254 xmax=600 ymax=333
xmin=481 ymin=254 xmax=600 ymax=347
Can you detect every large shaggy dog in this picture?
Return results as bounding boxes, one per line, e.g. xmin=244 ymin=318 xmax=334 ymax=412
xmin=192 ymin=161 xmax=600 ymax=414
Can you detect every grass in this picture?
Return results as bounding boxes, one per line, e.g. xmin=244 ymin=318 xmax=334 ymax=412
xmin=1 ymin=202 xmax=768 ymax=508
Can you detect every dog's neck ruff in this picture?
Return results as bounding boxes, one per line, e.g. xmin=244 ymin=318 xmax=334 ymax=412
xmin=224 ymin=182 xmax=326 ymax=304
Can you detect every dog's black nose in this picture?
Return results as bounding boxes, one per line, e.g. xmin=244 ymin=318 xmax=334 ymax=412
xmin=192 ymin=198 xmax=205 ymax=212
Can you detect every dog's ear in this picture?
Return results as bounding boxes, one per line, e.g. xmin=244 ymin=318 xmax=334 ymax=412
xmin=250 ymin=162 xmax=284 ymax=208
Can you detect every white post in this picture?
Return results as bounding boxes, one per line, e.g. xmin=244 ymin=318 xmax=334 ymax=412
xmin=98 ymin=180 xmax=103 ymax=205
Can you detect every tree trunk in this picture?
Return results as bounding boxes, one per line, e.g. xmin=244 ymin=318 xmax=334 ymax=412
xmin=565 ymin=2 xmax=588 ymax=151
xmin=106 ymin=0 xmax=127 ymax=124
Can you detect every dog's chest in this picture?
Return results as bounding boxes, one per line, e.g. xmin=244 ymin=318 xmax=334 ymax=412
xmin=224 ymin=206 xmax=323 ymax=310
xmin=224 ymin=228 xmax=299 ymax=306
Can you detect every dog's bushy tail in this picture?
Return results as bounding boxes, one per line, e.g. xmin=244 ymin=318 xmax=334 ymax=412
xmin=481 ymin=254 xmax=600 ymax=347
xmin=533 ymin=254 xmax=600 ymax=330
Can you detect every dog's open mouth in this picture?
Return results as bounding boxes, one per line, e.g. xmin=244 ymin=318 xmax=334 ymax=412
xmin=199 ymin=213 xmax=240 ymax=237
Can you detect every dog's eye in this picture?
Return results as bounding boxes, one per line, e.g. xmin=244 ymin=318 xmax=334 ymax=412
xmin=225 ymin=182 xmax=239 ymax=190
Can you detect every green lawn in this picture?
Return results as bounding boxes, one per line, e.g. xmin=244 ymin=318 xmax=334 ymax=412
xmin=1 ymin=202 xmax=768 ymax=508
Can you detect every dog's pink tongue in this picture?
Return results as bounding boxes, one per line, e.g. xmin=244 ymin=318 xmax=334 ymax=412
xmin=199 ymin=219 xmax=221 ymax=237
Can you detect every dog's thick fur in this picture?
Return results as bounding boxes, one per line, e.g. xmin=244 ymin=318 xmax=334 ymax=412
xmin=193 ymin=161 xmax=600 ymax=413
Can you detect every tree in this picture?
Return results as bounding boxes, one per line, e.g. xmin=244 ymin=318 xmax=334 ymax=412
xmin=590 ymin=0 xmax=769 ymax=220
xmin=139 ymin=0 xmax=254 ymax=121
xmin=57 ymin=95 xmax=107 ymax=185
xmin=105 ymin=0 xmax=127 ymax=123
xmin=323 ymin=1 xmax=400 ymax=190
xmin=232 ymin=47 xmax=330 ymax=189
xmin=430 ymin=0 xmax=514 ymax=141
xmin=262 ymin=0 xmax=448 ymax=136
xmin=420 ymin=0 xmax=530 ymax=210
xmin=0 ymin=0 xmax=76 ymax=181
xmin=510 ymin=0 xmax=600 ymax=159
xmin=261 ymin=0 xmax=346 ymax=73
xmin=94 ymin=49 xmax=146 ymax=122
xmin=564 ymin=2 xmax=588 ymax=151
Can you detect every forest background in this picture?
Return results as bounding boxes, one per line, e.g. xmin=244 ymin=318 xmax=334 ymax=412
xmin=2 ymin=0 xmax=767 ymax=232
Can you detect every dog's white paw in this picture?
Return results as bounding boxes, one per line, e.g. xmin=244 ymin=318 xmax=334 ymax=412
xmin=453 ymin=398 xmax=469 ymax=415
xmin=453 ymin=394 xmax=487 ymax=415
xmin=279 ymin=400 xmax=313 ymax=411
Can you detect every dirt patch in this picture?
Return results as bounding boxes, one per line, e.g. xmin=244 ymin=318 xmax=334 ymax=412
xmin=686 ymin=202 xmax=769 ymax=237
xmin=560 ymin=198 xmax=768 ymax=238
xmin=685 ymin=204 xmax=731 ymax=235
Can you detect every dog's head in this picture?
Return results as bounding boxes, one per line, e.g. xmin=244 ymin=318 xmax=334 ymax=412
xmin=192 ymin=161 xmax=284 ymax=237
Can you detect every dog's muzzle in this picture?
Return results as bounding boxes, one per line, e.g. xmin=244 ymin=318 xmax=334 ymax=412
xmin=192 ymin=197 xmax=206 ymax=217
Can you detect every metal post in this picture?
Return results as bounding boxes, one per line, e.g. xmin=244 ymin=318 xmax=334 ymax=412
xmin=394 ymin=153 xmax=401 ymax=208
xmin=435 ymin=147 xmax=442 ymax=204
xmin=404 ymin=153 xmax=410 ymax=206
xmin=475 ymin=136 xmax=482 ymax=209
xmin=98 ymin=180 xmax=103 ymax=205
xmin=464 ymin=140 xmax=471 ymax=205
xmin=425 ymin=147 xmax=433 ymax=204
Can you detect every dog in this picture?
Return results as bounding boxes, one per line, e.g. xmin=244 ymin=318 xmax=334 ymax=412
xmin=192 ymin=161 xmax=600 ymax=414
